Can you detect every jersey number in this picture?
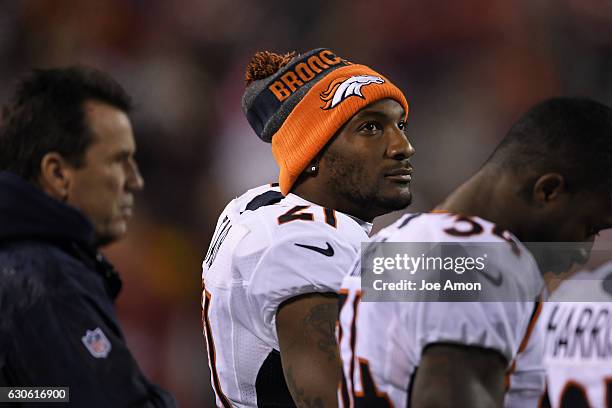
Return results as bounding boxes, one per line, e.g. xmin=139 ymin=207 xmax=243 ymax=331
xmin=338 ymin=291 xmax=394 ymax=408
xmin=444 ymin=215 xmax=521 ymax=256
xmin=277 ymin=205 xmax=337 ymax=227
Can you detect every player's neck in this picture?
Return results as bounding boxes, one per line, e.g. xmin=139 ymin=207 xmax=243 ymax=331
xmin=437 ymin=167 xmax=522 ymax=236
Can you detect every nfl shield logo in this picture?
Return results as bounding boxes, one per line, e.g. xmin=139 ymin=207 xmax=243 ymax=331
xmin=81 ymin=327 xmax=112 ymax=358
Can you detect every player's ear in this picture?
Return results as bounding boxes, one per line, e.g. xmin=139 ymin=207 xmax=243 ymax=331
xmin=38 ymin=152 xmax=73 ymax=201
xmin=532 ymin=173 xmax=566 ymax=204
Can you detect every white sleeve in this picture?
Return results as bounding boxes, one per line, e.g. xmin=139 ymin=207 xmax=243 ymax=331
xmin=247 ymin=227 xmax=357 ymax=339
xmin=411 ymin=300 xmax=534 ymax=363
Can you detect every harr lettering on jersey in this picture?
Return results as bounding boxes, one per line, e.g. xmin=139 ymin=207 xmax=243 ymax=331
xmin=546 ymin=303 xmax=612 ymax=360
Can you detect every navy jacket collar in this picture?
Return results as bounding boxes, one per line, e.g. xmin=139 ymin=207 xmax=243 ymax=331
xmin=0 ymin=171 xmax=95 ymax=246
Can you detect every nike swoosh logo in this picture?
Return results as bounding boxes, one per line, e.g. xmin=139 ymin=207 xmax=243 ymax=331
xmin=294 ymin=242 xmax=335 ymax=257
xmin=477 ymin=269 xmax=503 ymax=287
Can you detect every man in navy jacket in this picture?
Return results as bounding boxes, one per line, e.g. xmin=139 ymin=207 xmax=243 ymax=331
xmin=0 ymin=67 xmax=175 ymax=407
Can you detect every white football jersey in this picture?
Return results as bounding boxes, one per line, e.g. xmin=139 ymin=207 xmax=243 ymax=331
xmin=202 ymin=184 xmax=371 ymax=407
xmin=338 ymin=212 xmax=545 ymax=408
xmin=540 ymin=262 xmax=612 ymax=408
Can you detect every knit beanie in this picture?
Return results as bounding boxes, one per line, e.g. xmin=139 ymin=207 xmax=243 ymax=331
xmin=242 ymin=48 xmax=408 ymax=195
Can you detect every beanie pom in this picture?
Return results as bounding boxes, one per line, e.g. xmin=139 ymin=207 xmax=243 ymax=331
xmin=245 ymin=51 xmax=296 ymax=85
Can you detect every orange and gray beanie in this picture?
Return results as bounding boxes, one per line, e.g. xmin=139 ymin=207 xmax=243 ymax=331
xmin=242 ymin=48 xmax=408 ymax=195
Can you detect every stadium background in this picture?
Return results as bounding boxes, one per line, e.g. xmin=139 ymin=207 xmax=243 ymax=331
xmin=2 ymin=1 xmax=612 ymax=406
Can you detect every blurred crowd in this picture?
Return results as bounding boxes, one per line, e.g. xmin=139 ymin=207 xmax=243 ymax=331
xmin=2 ymin=1 xmax=612 ymax=406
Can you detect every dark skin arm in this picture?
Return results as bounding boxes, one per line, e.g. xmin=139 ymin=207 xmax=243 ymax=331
xmin=411 ymin=343 xmax=507 ymax=408
xmin=276 ymin=292 xmax=340 ymax=408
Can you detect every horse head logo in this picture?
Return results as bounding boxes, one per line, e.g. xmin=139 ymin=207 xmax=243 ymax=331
xmin=320 ymin=75 xmax=385 ymax=110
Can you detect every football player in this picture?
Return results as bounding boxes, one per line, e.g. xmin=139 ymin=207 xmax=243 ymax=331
xmin=339 ymin=97 xmax=612 ymax=407
xmin=202 ymin=49 xmax=413 ymax=407
xmin=540 ymin=261 xmax=612 ymax=407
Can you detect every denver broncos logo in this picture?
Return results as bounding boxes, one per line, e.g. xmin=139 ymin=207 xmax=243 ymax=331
xmin=320 ymin=75 xmax=385 ymax=110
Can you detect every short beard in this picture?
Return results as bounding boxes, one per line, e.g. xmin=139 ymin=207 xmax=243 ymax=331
xmin=323 ymin=150 xmax=412 ymax=217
